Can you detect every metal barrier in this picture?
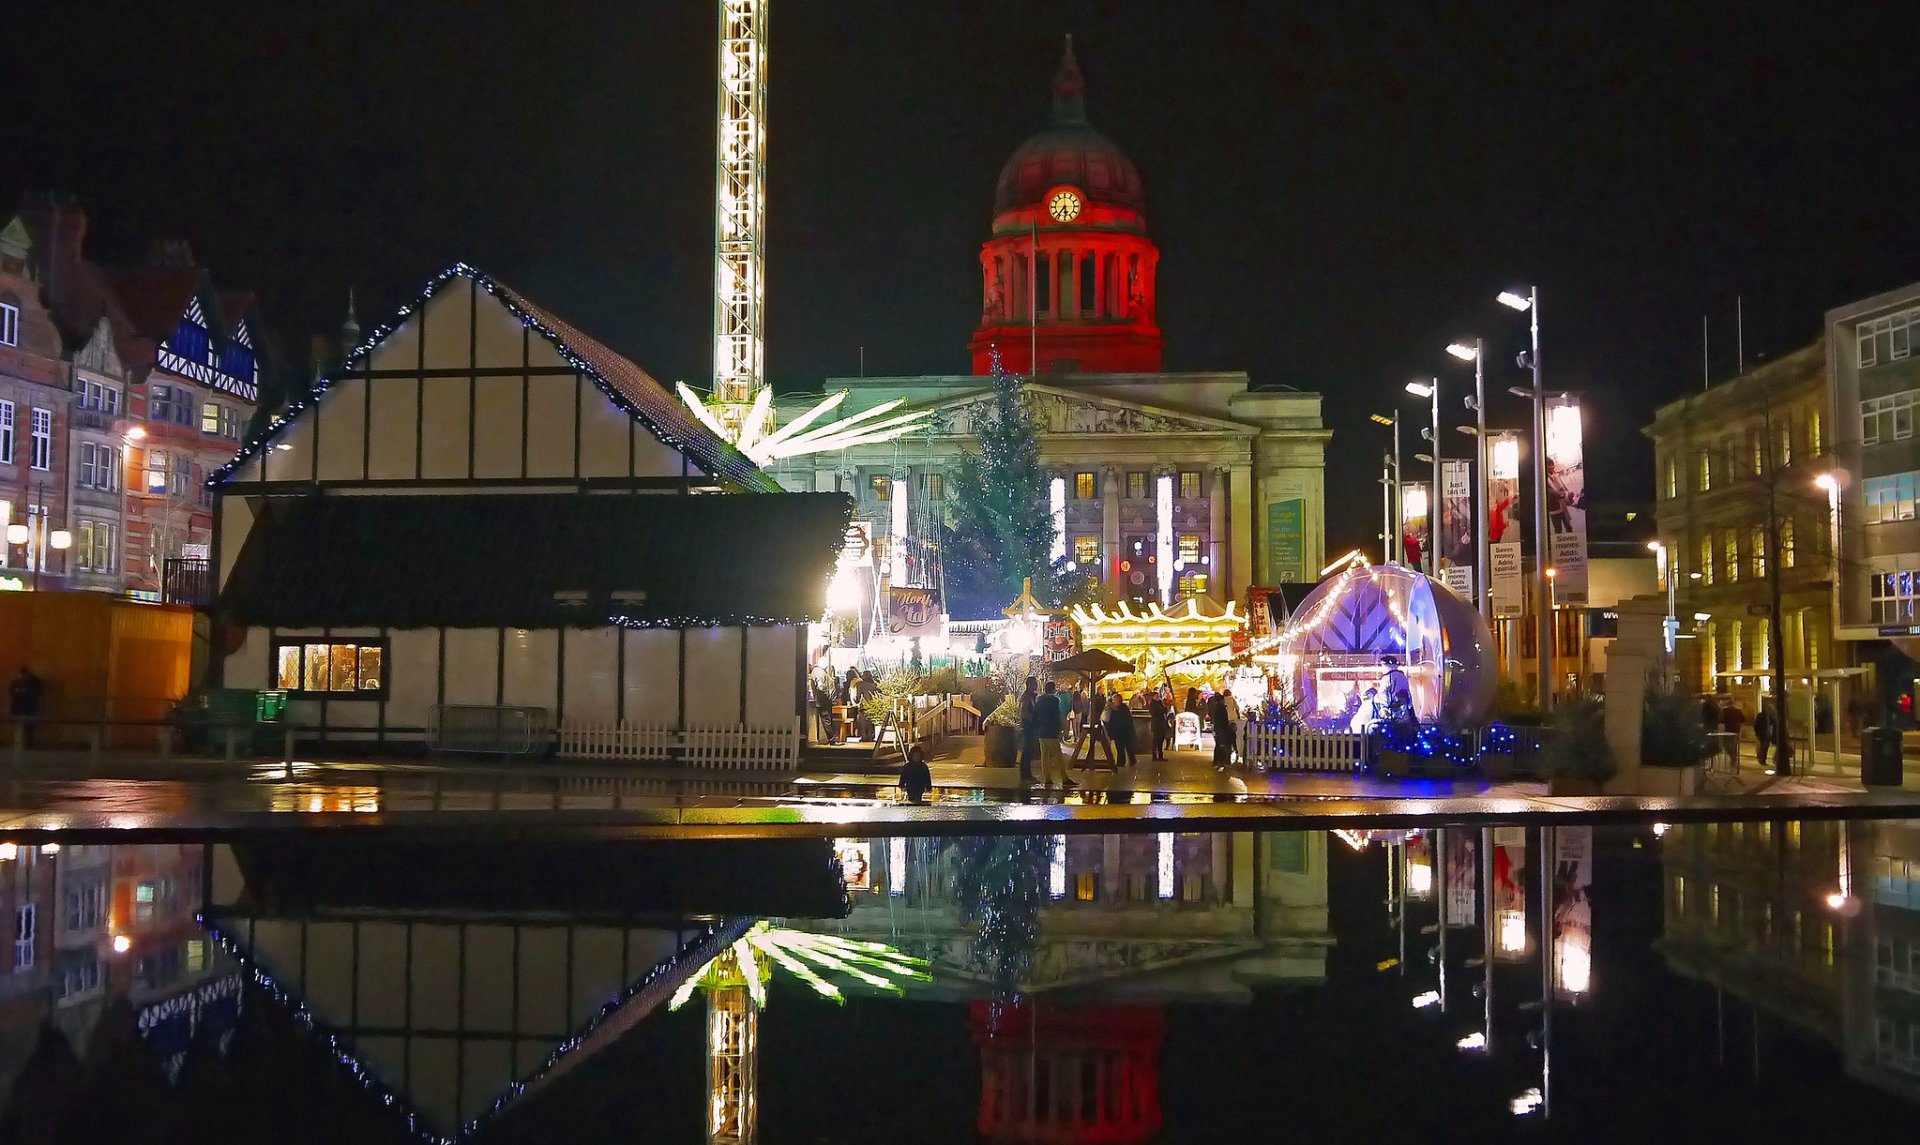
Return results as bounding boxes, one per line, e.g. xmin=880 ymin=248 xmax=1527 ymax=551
xmin=555 ymin=719 xmax=800 ymax=769
xmin=1238 ymin=719 xmax=1367 ymax=773
xmin=430 ymin=706 xmax=551 ymax=755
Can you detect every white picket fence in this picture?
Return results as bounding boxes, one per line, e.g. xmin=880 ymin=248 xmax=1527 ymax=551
xmin=1239 ymin=719 xmax=1366 ymax=773
xmin=555 ymin=719 xmax=800 ymax=770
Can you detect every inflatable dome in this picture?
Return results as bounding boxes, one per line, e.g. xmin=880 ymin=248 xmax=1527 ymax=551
xmin=1258 ymin=563 xmax=1496 ymax=729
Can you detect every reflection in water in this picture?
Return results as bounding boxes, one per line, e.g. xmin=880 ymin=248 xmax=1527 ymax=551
xmin=6 ymin=824 xmax=1920 ymax=1138
xmin=1659 ymin=818 xmax=1920 ymax=1102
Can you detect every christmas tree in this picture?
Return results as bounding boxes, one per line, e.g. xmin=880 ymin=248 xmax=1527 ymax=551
xmin=944 ymin=349 xmax=1084 ymax=618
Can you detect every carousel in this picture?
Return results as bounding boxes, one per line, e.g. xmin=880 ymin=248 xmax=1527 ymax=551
xmin=1065 ymin=598 xmax=1246 ymax=694
xmin=1250 ymin=559 xmax=1495 ymax=732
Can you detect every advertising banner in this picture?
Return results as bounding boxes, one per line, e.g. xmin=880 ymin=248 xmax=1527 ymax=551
xmin=1267 ymin=499 xmax=1305 ymax=583
xmin=1042 ymin=617 xmax=1076 ymax=662
xmin=1406 ymin=832 xmax=1434 ymax=901
xmin=1439 ymin=458 xmax=1475 ymax=601
xmin=1492 ymin=827 xmax=1529 ymax=960
xmin=833 ymin=839 xmax=873 ymax=890
xmin=1552 ymin=825 xmax=1593 ymax=997
xmin=1401 ymin=483 xmax=1432 ymax=571
xmin=1487 ymin=432 xmax=1524 ymax=617
xmin=1443 ymin=828 xmax=1477 ymax=928
xmin=1544 ymin=396 xmax=1589 ymax=603
xmin=887 ymin=586 xmax=940 ymax=638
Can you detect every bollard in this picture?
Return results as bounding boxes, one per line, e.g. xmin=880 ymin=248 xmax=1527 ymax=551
xmin=87 ymin=725 xmax=102 ymax=766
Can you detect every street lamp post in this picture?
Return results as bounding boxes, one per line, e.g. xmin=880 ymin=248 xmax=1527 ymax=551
xmin=1371 ymin=411 xmax=1402 ymax=563
xmin=1648 ymin=540 xmax=1678 ymax=686
xmin=119 ymin=426 xmax=145 ymax=592
xmin=1449 ymin=340 xmax=1489 ymax=618
xmin=1817 ymin=472 xmax=1844 ymax=762
xmin=1406 ymin=379 xmax=1441 ymax=579
xmin=5 ymin=482 xmax=72 ymax=592
xmin=1500 ymin=287 xmax=1552 ymax=711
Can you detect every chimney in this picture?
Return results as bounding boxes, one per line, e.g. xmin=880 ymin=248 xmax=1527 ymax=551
xmin=310 ymin=333 xmax=337 ymax=381
xmin=150 ymin=239 xmax=195 ymax=268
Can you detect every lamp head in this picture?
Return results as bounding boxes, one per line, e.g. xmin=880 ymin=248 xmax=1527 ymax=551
xmin=1814 ymin=472 xmax=1838 ymax=493
xmin=1497 ymin=290 xmax=1532 ymax=312
xmin=1369 ymin=413 xmax=1394 ymax=427
xmin=1405 ymin=381 xmax=1435 ymax=399
xmin=4 ymin=524 xmax=26 ymax=546
xmin=1446 ymin=343 xmax=1478 ymax=361
xmin=124 ymin=426 xmax=146 ymax=441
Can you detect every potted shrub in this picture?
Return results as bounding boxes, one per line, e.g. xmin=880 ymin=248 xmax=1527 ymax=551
xmin=983 ymin=693 xmax=1022 ymax=765
xmin=1640 ymin=686 xmax=1711 ymax=795
xmin=1537 ymin=697 xmax=1616 ymax=795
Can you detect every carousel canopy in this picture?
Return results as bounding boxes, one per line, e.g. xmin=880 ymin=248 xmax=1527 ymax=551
xmin=1046 ymin=648 xmax=1139 ymax=678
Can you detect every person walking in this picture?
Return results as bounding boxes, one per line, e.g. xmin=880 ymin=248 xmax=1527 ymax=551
xmin=814 ymin=674 xmax=840 ymax=744
xmin=1753 ymin=700 xmax=1777 ymax=773
xmin=900 ymin=743 xmax=933 ymax=804
xmin=8 ymin=667 xmax=44 ymax=749
xmin=1077 ymin=684 xmax=1112 ymax=765
xmin=1034 ymin=680 xmax=1070 ymax=791
xmin=1147 ymin=691 xmax=1171 ymax=761
xmin=1016 ymin=677 xmax=1040 ymax=787
xmin=1208 ymin=691 xmax=1236 ymax=770
xmin=1720 ymin=702 xmax=1746 ymax=762
xmin=1105 ymin=689 xmax=1136 ymax=770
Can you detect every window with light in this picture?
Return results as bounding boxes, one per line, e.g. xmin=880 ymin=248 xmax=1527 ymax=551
xmin=1075 ymin=471 xmax=1095 ymax=499
xmin=274 ymin=640 xmax=387 ymax=697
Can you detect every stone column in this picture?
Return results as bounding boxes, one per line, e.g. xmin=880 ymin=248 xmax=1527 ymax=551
xmin=1093 ymin=251 xmax=1107 ymax=318
xmin=1102 ymin=466 xmax=1122 ymax=603
xmin=1208 ymin=467 xmax=1229 ymax=601
xmin=1229 ymin=462 xmax=1255 ymax=600
xmin=1061 ymin=251 xmax=1077 ymax=318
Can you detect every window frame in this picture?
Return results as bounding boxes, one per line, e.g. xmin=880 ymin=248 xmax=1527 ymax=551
xmin=1126 ymin=470 xmax=1146 ymax=500
xmin=270 ymin=638 xmax=390 ymax=699
xmin=1179 ymin=470 xmax=1202 ymax=500
xmin=28 ymin=407 xmax=50 ymax=471
xmin=1074 ymin=471 xmax=1095 ymax=500
xmin=0 ymin=301 xmax=17 ymax=347
xmin=0 ymin=400 xmax=11 ymax=464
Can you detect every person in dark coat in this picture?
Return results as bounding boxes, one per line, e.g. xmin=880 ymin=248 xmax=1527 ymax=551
xmin=1104 ymin=689 xmax=1136 ymax=769
xmin=1753 ymin=700 xmax=1777 ymax=772
xmin=8 ymin=668 xmax=44 ymax=748
xmin=1017 ymin=677 xmax=1040 ymax=786
xmin=1147 ymin=692 xmax=1171 ymax=761
xmin=1183 ymin=687 xmax=1201 ymax=717
xmin=1208 ymin=691 xmax=1236 ymax=770
xmin=1076 ymin=684 xmax=1112 ymax=764
xmin=900 ymin=744 xmax=932 ymax=804
xmin=1699 ymin=695 xmax=1719 ymax=731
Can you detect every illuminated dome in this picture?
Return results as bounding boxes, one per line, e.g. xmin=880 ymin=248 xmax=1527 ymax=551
xmin=1259 ymin=562 xmax=1496 ymax=729
xmin=992 ymin=38 xmax=1146 ymax=218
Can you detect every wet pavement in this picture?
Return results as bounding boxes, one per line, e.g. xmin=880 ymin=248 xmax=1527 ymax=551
xmin=0 ymin=747 xmax=1911 ymax=840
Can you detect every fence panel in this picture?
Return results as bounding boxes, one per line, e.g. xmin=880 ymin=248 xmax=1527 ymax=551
xmin=1239 ymin=719 xmax=1365 ymax=773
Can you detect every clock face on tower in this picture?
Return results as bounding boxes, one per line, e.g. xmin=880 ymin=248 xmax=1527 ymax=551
xmin=1047 ymin=189 xmax=1083 ymax=223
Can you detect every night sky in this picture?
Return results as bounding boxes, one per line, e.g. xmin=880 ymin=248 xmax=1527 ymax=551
xmin=9 ymin=2 xmax=1920 ymax=552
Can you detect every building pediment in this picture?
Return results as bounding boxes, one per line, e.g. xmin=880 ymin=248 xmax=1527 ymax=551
xmin=916 ymin=383 xmax=1254 ymax=438
xmin=74 ymin=317 xmax=125 ymax=378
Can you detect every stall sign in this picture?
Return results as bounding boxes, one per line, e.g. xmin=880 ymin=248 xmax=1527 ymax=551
xmin=1043 ymin=618 xmax=1076 ymax=662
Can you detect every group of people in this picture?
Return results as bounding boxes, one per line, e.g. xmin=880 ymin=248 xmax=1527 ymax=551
xmin=810 ymin=666 xmax=879 ymax=745
xmin=1701 ymin=694 xmax=1789 ymax=771
xmin=1015 ymin=677 xmax=1243 ymax=790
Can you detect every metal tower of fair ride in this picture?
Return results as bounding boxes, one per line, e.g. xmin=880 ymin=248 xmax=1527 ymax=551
xmin=684 ymin=0 xmax=926 ymax=466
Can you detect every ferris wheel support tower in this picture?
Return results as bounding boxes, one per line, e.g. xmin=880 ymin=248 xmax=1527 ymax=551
xmin=712 ymin=0 xmax=768 ymax=437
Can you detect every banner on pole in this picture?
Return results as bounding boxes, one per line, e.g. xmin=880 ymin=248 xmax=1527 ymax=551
xmin=1552 ymin=826 xmax=1593 ymax=997
xmin=1443 ymin=829 xmax=1477 ymax=928
xmin=1544 ymin=396 xmax=1589 ymax=604
xmin=1439 ymin=458 xmax=1475 ymax=600
xmin=1401 ymin=483 xmax=1432 ymax=571
xmin=1492 ymin=827 xmax=1529 ymax=961
xmin=1406 ymin=832 xmax=1434 ymax=901
xmin=1487 ymin=432 xmax=1525 ymax=617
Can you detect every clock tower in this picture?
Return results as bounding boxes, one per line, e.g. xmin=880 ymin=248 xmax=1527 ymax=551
xmin=970 ymin=37 xmax=1163 ymax=376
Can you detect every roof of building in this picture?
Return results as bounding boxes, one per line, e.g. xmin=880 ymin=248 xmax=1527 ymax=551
xmin=220 ymin=491 xmax=852 ymax=630
xmin=210 ymin=264 xmax=779 ymax=492
xmin=994 ymin=37 xmax=1145 ymax=217
xmin=110 ymin=264 xmax=207 ymax=341
xmin=1645 ymin=338 xmax=1826 ymax=432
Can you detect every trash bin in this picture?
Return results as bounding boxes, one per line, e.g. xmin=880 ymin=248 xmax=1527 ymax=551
xmin=1863 ymin=726 xmax=1905 ymax=788
xmin=255 ymin=690 xmax=288 ymax=724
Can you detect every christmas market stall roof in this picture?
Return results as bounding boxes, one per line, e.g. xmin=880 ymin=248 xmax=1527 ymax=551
xmin=210 ymin=262 xmax=778 ymax=493
xmin=219 ymin=492 xmax=852 ymax=629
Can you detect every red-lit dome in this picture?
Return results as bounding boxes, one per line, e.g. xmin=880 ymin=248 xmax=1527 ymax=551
xmin=969 ymin=37 xmax=1163 ymax=376
xmin=992 ymin=40 xmax=1145 ymax=218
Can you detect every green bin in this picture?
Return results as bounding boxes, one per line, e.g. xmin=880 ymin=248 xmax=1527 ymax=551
xmin=256 ymin=691 xmax=288 ymax=723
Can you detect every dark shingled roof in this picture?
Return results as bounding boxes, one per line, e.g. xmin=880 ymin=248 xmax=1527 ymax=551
xmin=221 ymin=492 xmax=852 ymax=630
xmin=211 ymin=264 xmax=779 ymax=492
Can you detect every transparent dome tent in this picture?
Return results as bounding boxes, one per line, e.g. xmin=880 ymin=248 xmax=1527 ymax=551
xmin=1251 ymin=562 xmax=1496 ymax=730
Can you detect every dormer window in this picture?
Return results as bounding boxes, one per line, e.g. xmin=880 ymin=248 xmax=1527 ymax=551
xmin=0 ymin=300 xmax=17 ymax=347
